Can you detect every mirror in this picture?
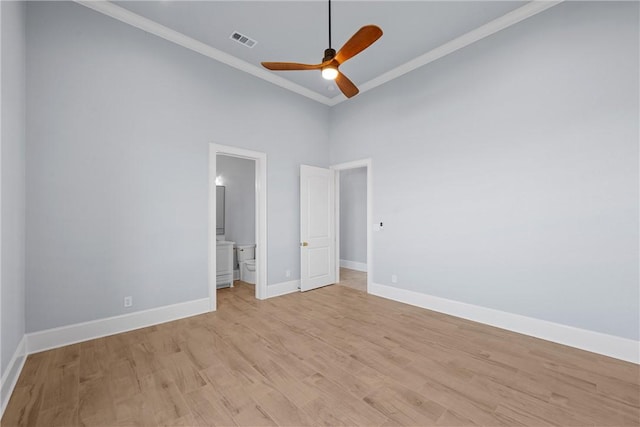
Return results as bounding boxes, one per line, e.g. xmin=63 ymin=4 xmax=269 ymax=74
xmin=216 ymin=186 xmax=225 ymax=235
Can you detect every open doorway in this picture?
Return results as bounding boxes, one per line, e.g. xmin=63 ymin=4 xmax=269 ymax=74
xmin=331 ymin=159 xmax=372 ymax=293
xmin=209 ymin=144 xmax=267 ymax=311
xmin=338 ymin=167 xmax=367 ymax=292
xmin=217 ymin=154 xmax=255 ymax=285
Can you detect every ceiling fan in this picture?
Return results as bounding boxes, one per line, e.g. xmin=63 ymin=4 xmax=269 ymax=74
xmin=261 ymin=0 xmax=383 ymax=98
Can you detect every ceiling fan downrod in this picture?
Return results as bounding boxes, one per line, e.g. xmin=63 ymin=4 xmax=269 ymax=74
xmin=260 ymin=0 xmax=383 ymax=98
xmin=324 ymin=0 xmax=336 ymax=61
xmin=328 ymin=0 xmax=332 ymax=49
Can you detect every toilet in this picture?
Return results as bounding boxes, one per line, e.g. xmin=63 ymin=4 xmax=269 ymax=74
xmin=236 ymin=244 xmax=256 ymax=284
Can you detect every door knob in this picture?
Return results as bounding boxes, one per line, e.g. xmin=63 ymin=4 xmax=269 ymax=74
xmin=301 ymin=242 xmax=309 ymax=247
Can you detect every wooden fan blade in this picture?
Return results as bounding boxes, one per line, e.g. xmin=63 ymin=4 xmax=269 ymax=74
xmin=335 ymin=72 xmax=359 ymax=98
xmin=335 ymin=25 xmax=383 ymax=64
xmin=261 ymin=62 xmax=323 ymax=71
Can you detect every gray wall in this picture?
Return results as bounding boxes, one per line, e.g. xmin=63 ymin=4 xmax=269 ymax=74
xmin=26 ymin=2 xmax=328 ymax=332
xmin=17 ymin=0 xmax=640 ymax=343
xmin=339 ymin=168 xmax=366 ymax=265
xmin=217 ymin=155 xmax=255 ymax=247
xmin=329 ymin=2 xmax=639 ymax=340
xmin=1 ymin=1 xmax=26 ymax=375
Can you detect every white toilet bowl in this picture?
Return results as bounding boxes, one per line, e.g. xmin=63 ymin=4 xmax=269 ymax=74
xmin=236 ymin=244 xmax=256 ymax=284
xmin=240 ymin=259 xmax=256 ymax=284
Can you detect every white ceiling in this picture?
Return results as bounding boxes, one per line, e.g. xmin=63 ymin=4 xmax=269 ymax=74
xmin=81 ymin=1 xmax=561 ymax=105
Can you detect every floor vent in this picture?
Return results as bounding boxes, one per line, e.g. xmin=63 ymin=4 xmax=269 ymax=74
xmin=230 ymin=31 xmax=257 ymax=48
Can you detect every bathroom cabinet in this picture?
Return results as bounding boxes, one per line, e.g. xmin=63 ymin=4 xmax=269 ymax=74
xmin=216 ymin=241 xmax=234 ymax=288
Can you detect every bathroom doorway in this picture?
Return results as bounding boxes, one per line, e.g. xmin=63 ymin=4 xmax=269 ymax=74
xmin=331 ymin=159 xmax=372 ymax=293
xmin=217 ymin=154 xmax=255 ymax=284
xmin=209 ymin=144 xmax=267 ymax=311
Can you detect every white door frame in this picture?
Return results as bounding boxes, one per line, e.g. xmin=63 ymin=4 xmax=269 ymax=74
xmin=209 ymin=143 xmax=267 ymax=311
xmin=330 ymin=159 xmax=372 ymax=293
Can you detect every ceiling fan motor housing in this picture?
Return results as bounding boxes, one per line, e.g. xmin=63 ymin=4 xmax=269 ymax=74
xmin=323 ymin=48 xmax=337 ymax=62
xmin=261 ymin=23 xmax=383 ymax=98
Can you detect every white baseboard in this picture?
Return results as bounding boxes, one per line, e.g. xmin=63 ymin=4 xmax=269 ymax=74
xmin=267 ymin=280 xmax=300 ymax=298
xmin=1 ymin=335 xmax=26 ymax=417
xmin=370 ymin=282 xmax=639 ymax=364
xmin=340 ymin=259 xmax=367 ymax=272
xmin=26 ymin=298 xmax=210 ymax=354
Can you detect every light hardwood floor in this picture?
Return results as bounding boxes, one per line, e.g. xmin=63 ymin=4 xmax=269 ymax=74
xmin=336 ymin=267 xmax=367 ymax=292
xmin=3 ymin=281 xmax=639 ymax=426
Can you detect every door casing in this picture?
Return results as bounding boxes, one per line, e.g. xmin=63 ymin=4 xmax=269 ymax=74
xmin=331 ymin=159 xmax=373 ymax=293
xmin=209 ymin=143 xmax=267 ymax=310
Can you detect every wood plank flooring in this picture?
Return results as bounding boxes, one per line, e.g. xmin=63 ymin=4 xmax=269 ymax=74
xmin=336 ymin=267 xmax=367 ymax=293
xmin=3 ymin=281 xmax=639 ymax=426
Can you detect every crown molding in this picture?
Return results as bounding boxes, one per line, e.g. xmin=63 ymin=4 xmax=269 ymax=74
xmin=76 ymin=1 xmax=562 ymax=107
xmin=75 ymin=1 xmax=334 ymax=106
xmin=327 ymin=0 xmax=563 ymax=106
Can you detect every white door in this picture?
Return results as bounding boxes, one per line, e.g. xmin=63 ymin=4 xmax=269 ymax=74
xmin=300 ymin=165 xmax=336 ymax=291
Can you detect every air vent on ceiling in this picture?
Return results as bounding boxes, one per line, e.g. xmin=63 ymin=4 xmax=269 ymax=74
xmin=230 ymin=31 xmax=257 ymax=48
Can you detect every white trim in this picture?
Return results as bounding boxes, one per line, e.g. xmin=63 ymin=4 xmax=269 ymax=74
xmin=266 ymin=280 xmax=300 ymax=298
xmin=331 ymin=159 xmax=373 ymax=294
xmin=74 ymin=1 xmax=333 ymax=106
xmin=210 ymin=144 xmax=268 ymax=304
xmin=0 ymin=2 xmax=4 ymax=411
xmin=0 ymin=0 xmax=4 ymax=419
xmin=334 ymin=171 xmax=341 ymax=286
xmin=75 ymin=1 xmax=561 ymax=107
xmin=370 ymin=282 xmax=640 ymax=364
xmin=1 ymin=336 xmax=26 ymax=417
xmin=255 ymin=150 xmax=268 ymax=300
xmin=340 ymin=260 xmax=367 ymax=272
xmin=326 ymin=1 xmax=563 ymax=106
xmin=0 ymin=3 xmax=3 ymax=412
xmin=208 ymin=146 xmax=217 ymax=311
xmin=26 ymin=298 xmax=209 ymax=355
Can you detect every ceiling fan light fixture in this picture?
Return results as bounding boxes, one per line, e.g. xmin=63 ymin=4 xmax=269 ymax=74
xmin=321 ymin=65 xmax=338 ymax=80
xmin=260 ymin=0 xmax=382 ymax=98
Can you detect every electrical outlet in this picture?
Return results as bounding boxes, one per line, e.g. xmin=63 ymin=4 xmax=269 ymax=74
xmin=285 ymin=269 xmax=291 ymax=278
xmin=391 ymin=274 xmax=398 ymax=284
xmin=124 ymin=296 xmax=133 ymax=308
